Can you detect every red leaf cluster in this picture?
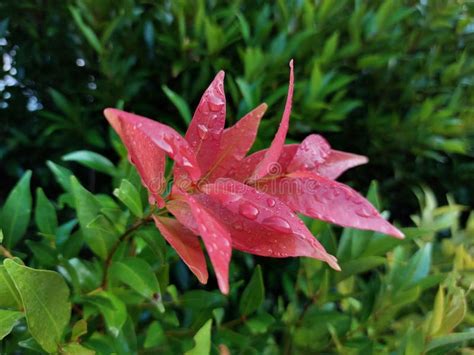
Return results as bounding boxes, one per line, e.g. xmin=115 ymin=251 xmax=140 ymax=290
xmin=104 ymin=61 xmax=403 ymax=294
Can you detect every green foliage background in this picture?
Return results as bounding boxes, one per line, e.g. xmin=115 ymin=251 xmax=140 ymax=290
xmin=0 ymin=0 xmax=473 ymax=353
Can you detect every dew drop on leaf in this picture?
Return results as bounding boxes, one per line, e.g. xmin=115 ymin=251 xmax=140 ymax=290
xmin=207 ymin=99 xmax=224 ymax=112
xmin=238 ymin=202 xmax=260 ymax=220
xmin=266 ymin=198 xmax=276 ymax=207
xmin=261 ymin=216 xmax=292 ymax=233
xmin=355 ymin=206 xmax=376 ymax=218
xmin=197 ymin=124 xmax=209 ymax=139
xmin=233 ymin=221 xmax=243 ymax=230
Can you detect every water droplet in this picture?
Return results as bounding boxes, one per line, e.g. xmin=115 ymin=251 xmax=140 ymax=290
xmin=224 ymin=239 xmax=230 ymax=247
xmin=266 ymin=198 xmax=276 ymax=207
xmin=212 ymin=242 xmax=218 ymax=250
xmin=208 ymin=100 xmax=224 ymax=112
xmin=182 ymin=157 xmax=193 ymax=167
xmin=202 ymin=225 xmax=208 ymax=233
xmin=239 ymin=202 xmax=260 ymax=220
xmin=233 ymin=222 xmax=243 ymax=230
xmin=199 ymin=98 xmax=210 ymax=114
xmin=356 ymin=206 xmax=376 ymax=218
xmin=262 ymin=216 xmax=292 ymax=233
xmin=221 ymin=192 xmax=242 ymax=205
xmin=148 ymin=195 xmax=156 ymax=206
xmin=197 ymin=124 xmax=209 ymax=139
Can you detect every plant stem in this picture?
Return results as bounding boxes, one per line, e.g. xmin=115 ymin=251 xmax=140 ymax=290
xmin=101 ymin=213 xmax=154 ymax=288
xmin=0 ymin=245 xmax=13 ymax=258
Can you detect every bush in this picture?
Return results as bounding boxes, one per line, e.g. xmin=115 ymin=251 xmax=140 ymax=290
xmin=1 ymin=0 xmax=473 ymax=353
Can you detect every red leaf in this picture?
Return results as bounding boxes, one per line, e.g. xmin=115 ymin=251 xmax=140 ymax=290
xmin=184 ymin=71 xmax=226 ymax=173
xmin=153 ymin=216 xmax=208 ymax=284
xmin=199 ymin=178 xmax=340 ymax=270
xmin=104 ymin=108 xmax=201 ymax=181
xmin=119 ymin=118 xmax=166 ymax=207
xmin=166 ymin=198 xmax=199 ymax=234
xmin=226 ymin=145 xmax=298 ymax=182
xmin=256 ymin=171 xmax=404 ymax=238
xmin=171 ymin=192 xmax=232 ymax=294
xmin=205 ymin=103 xmax=267 ymax=182
xmin=249 ymin=60 xmax=294 ymax=181
xmin=287 ymin=134 xmax=331 ymax=172
xmin=315 ymin=150 xmax=368 ymax=180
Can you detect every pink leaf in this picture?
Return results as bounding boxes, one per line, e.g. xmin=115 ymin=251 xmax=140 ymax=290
xmin=256 ymin=171 xmax=404 ymax=238
xmin=287 ymin=134 xmax=331 ymax=172
xmin=249 ymin=60 xmax=294 ymax=181
xmin=153 ymin=216 xmax=208 ymax=284
xmin=226 ymin=145 xmax=298 ymax=182
xmin=184 ymin=71 xmax=226 ymax=173
xmin=104 ymin=108 xmax=201 ymax=181
xmin=199 ymin=178 xmax=340 ymax=270
xmin=315 ymin=150 xmax=368 ymax=180
xmin=171 ymin=192 xmax=232 ymax=294
xmin=205 ymin=103 xmax=267 ymax=182
xmin=119 ymin=118 xmax=166 ymax=207
xmin=166 ymin=198 xmax=199 ymax=234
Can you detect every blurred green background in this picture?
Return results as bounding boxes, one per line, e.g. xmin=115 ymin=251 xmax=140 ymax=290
xmin=1 ymin=0 xmax=473 ymax=353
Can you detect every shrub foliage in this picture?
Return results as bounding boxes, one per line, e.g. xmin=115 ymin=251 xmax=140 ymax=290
xmin=0 ymin=0 xmax=473 ymax=353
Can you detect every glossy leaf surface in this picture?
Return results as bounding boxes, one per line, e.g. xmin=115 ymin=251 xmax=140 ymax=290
xmin=184 ymin=71 xmax=226 ymax=173
xmin=153 ymin=216 xmax=208 ymax=284
xmin=200 ymin=179 xmax=339 ymax=270
xmin=250 ymin=60 xmax=294 ymax=181
xmin=256 ymin=171 xmax=404 ymax=238
xmin=206 ymin=103 xmax=267 ymax=181
xmin=183 ymin=194 xmax=232 ymax=294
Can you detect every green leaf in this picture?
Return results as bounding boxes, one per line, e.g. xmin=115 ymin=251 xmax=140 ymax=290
xmin=71 ymin=319 xmax=88 ymax=342
xmin=61 ymin=343 xmax=95 ymax=355
xmin=4 ymin=259 xmax=71 ymax=353
xmin=62 ymin=150 xmax=117 ymax=176
xmin=144 ymin=321 xmax=165 ymax=348
xmin=113 ymin=179 xmax=143 ymax=218
xmin=25 ymin=240 xmax=58 ymax=267
xmin=245 ymin=312 xmax=275 ymax=334
xmin=437 ymin=288 xmax=466 ymax=335
xmin=69 ymin=6 xmax=103 ymax=53
xmin=86 ymin=215 xmax=119 ymax=240
xmin=337 ymin=256 xmax=386 ymax=281
xmin=46 ymin=161 xmax=73 ymax=192
xmin=239 ymin=265 xmax=265 ymax=316
xmin=35 ymin=188 xmax=58 ymax=236
xmin=0 ymin=309 xmax=25 ymax=340
xmin=181 ymin=291 xmax=226 ymax=310
xmin=70 ymin=176 xmax=118 ymax=259
xmin=185 ymin=319 xmax=212 ymax=355
xmin=426 ymin=332 xmax=474 ymax=352
xmin=0 ymin=170 xmax=32 ymax=248
xmin=0 ymin=265 xmax=22 ymax=309
xmin=110 ymin=258 xmax=163 ymax=311
xmin=86 ymin=291 xmax=126 ymax=338
xmin=162 ymin=85 xmax=192 ymax=124
xmin=429 ymin=286 xmax=445 ymax=335
xmin=0 ymin=309 xmax=23 ymax=340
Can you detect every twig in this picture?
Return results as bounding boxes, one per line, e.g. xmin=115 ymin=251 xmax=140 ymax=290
xmin=101 ymin=214 xmax=154 ymax=288
xmin=0 ymin=245 xmax=13 ymax=259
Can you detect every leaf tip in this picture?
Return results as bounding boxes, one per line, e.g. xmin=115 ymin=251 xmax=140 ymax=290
xmin=326 ymin=254 xmax=341 ymax=271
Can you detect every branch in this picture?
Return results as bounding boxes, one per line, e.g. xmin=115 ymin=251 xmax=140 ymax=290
xmin=0 ymin=245 xmax=14 ymax=259
xmin=101 ymin=214 xmax=154 ymax=288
